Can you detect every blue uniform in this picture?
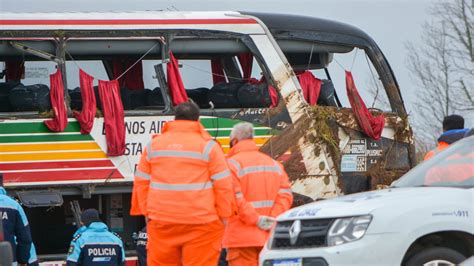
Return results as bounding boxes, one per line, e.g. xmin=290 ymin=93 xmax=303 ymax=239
xmin=14 ymin=237 xmax=39 ymax=266
xmin=73 ymin=226 xmax=87 ymax=238
xmin=135 ymin=226 xmax=147 ymax=266
xmin=66 ymin=222 xmax=125 ymax=266
xmin=0 ymin=187 xmax=32 ymax=264
xmin=28 ymin=243 xmax=39 ymax=266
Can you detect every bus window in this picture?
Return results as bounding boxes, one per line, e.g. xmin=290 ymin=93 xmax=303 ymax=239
xmin=324 ymin=48 xmax=390 ymax=110
xmin=65 ymin=39 xmax=165 ymax=112
xmin=173 ymin=59 xmax=213 ymax=109
xmin=174 ymin=55 xmax=275 ymax=109
xmin=66 ymin=60 xmax=108 ymax=111
xmin=281 ymin=43 xmax=390 ymax=110
xmin=0 ymin=60 xmax=56 ymax=113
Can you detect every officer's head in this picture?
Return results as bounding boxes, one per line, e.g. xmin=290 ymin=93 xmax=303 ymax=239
xmin=443 ymin=115 xmax=464 ymax=132
xmin=230 ymin=122 xmax=254 ymax=148
xmin=81 ymin=208 xmax=101 ymax=227
xmin=174 ymin=102 xmax=200 ymax=121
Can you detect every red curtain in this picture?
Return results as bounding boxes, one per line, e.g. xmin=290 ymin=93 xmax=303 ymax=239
xmin=238 ymin=53 xmax=253 ymax=80
xmin=296 ymin=71 xmax=321 ymax=106
xmin=268 ymin=86 xmax=278 ymax=107
xmin=167 ymin=52 xmax=189 ymax=106
xmin=73 ymin=69 xmax=96 ymax=134
xmin=112 ymin=59 xmax=145 ymax=90
xmin=44 ymin=70 xmax=68 ymax=132
xmin=211 ymin=59 xmax=226 ymax=85
xmin=5 ymin=60 xmax=25 ymax=82
xmin=98 ymin=79 xmax=126 ymax=156
xmin=345 ymin=71 xmax=385 ymax=140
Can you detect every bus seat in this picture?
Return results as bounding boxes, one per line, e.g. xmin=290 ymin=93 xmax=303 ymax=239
xmin=9 ymin=84 xmax=51 ymax=112
xmin=186 ymin=87 xmax=210 ymax=109
xmin=208 ymin=81 xmax=243 ymax=108
xmin=145 ymin=87 xmax=165 ymax=107
xmin=0 ymin=82 xmax=21 ymax=112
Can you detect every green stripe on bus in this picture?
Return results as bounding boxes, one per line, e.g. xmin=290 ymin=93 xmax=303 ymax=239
xmin=206 ymin=128 xmax=273 ymax=137
xmin=200 ymin=118 xmax=247 ymax=128
xmin=0 ymin=121 xmax=81 ymax=134
xmin=0 ymin=134 xmax=93 ymax=143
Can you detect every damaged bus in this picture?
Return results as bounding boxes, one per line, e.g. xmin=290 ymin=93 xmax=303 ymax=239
xmin=0 ymin=11 xmax=413 ymax=263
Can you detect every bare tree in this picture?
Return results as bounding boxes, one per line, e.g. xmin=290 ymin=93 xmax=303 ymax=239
xmin=406 ymin=0 xmax=473 ymax=147
xmin=366 ymin=75 xmax=389 ymax=110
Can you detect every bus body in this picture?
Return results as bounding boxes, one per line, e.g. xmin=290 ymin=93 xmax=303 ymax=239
xmin=0 ymin=11 xmax=413 ymax=262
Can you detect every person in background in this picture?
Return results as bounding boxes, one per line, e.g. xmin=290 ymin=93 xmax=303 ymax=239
xmin=130 ymin=102 xmax=234 ymax=266
xmin=66 ymin=209 xmax=125 ymax=266
xmin=135 ymin=225 xmax=147 ymax=266
xmin=14 ymin=237 xmax=39 ymax=266
xmin=0 ymin=173 xmax=32 ymax=266
xmin=222 ymin=122 xmax=293 ymax=266
xmin=464 ymin=128 xmax=474 ymax=138
xmin=424 ymin=115 xmax=468 ymax=160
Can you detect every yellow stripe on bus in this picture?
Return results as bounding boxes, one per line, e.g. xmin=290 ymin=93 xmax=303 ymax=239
xmin=0 ymin=151 xmax=107 ymax=162
xmin=0 ymin=142 xmax=101 ymax=152
xmin=216 ymin=137 xmax=270 ymax=146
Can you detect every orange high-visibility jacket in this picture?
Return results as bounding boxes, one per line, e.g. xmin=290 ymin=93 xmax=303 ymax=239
xmin=424 ymin=141 xmax=450 ymax=161
xmin=130 ymin=120 xmax=234 ymax=224
xmin=425 ymin=151 xmax=474 ymax=185
xmin=222 ymin=139 xmax=293 ymax=248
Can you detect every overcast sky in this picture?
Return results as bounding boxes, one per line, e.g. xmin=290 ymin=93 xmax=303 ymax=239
xmin=4 ymin=0 xmax=464 ymax=125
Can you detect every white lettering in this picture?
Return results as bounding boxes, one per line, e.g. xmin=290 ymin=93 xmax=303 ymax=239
xmin=88 ymin=248 xmax=117 ymax=256
xmin=243 ymin=108 xmax=267 ymax=115
xmin=0 ymin=211 xmax=8 ymax=220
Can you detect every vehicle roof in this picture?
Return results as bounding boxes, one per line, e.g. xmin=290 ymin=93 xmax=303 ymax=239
xmin=244 ymin=12 xmax=372 ymax=43
xmin=0 ymin=11 xmax=372 ymax=42
xmin=0 ymin=11 xmax=261 ymax=33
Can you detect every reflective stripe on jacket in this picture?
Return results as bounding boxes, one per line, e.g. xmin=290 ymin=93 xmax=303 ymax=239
xmin=130 ymin=120 xmax=234 ymax=223
xmin=222 ymin=139 xmax=293 ymax=248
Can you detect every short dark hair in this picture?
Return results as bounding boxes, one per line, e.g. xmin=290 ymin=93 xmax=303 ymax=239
xmin=442 ymin=115 xmax=464 ymax=131
xmin=81 ymin=208 xmax=101 ymax=227
xmin=174 ymin=102 xmax=200 ymax=121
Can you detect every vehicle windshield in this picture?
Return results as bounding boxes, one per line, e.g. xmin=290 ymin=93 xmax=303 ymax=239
xmin=393 ymin=136 xmax=474 ymax=188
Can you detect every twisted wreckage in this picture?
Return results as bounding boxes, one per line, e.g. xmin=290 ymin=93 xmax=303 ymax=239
xmin=0 ymin=11 xmax=413 ymax=262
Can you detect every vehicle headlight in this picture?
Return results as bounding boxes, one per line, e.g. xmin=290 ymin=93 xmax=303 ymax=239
xmin=327 ymin=215 xmax=372 ymax=246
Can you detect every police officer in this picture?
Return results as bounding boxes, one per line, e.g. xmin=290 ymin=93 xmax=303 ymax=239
xmin=134 ymin=225 xmax=147 ymax=266
xmin=66 ymin=209 xmax=125 ymax=266
xmin=0 ymin=173 xmax=33 ymax=266
xmin=14 ymin=237 xmax=39 ymax=266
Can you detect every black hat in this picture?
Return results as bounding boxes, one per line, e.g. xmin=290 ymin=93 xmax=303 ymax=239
xmin=81 ymin=208 xmax=101 ymax=227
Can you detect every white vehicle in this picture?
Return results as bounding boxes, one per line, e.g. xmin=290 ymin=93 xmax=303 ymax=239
xmin=261 ymin=136 xmax=474 ymax=266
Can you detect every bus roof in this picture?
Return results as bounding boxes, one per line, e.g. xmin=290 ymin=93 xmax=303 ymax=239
xmin=0 ymin=11 xmax=372 ymax=44
xmin=245 ymin=12 xmax=373 ymax=45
